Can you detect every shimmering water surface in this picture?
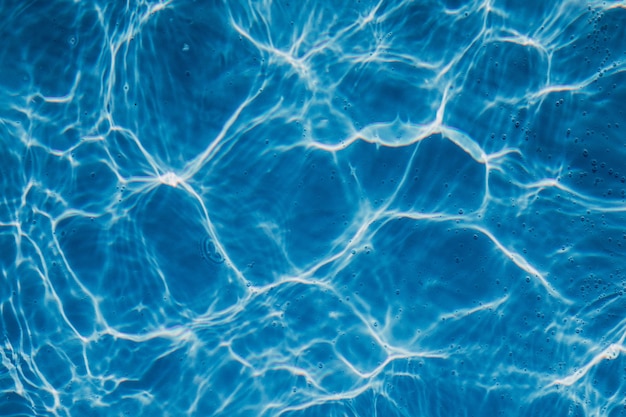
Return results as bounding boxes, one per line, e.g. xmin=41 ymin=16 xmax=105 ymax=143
xmin=1 ymin=0 xmax=626 ymax=416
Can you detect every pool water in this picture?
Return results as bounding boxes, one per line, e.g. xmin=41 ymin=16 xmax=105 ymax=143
xmin=1 ymin=1 xmax=626 ymax=416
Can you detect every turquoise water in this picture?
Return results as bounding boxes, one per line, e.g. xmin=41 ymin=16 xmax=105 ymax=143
xmin=1 ymin=0 xmax=626 ymax=416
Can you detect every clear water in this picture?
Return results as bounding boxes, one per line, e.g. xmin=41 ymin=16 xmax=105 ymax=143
xmin=1 ymin=0 xmax=626 ymax=416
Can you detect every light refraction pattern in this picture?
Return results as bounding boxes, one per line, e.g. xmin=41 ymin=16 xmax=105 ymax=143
xmin=1 ymin=0 xmax=626 ymax=416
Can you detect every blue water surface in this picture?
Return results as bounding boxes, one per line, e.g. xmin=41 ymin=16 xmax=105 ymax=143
xmin=1 ymin=0 xmax=626 ymax=416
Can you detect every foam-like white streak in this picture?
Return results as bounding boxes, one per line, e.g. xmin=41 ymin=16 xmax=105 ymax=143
xmin=517 ymin=177 xmax=626 ymax=214
xmin=307 ymin=115 xmax=498 ymax=172
xmin=1 ymin=329 xmax=26 ymax=396
xmin=440 ymin=294 xmax=510 ymax=321
xmin=440 ymin=125 xmax=488 ymax=163
xmin=182 ymin=83 xmax=266 ymax=179
xmin=470 ymin=225 xmax=572 ymax=303
xmin=32 ymin=71 xmax=82 ymax=104
xmin=1 ymin=329 xmax=62 ymax=413
xmin=549 ymin=343 xmax=626 ymax=387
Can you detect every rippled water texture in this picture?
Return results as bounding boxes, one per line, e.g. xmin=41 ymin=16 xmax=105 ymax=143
xmin=1 ymin=0 xmax=626 ymax=416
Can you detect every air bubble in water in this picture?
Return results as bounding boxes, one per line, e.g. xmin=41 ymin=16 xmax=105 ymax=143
xmin=201 ymin=236 xmax=225 ymax=264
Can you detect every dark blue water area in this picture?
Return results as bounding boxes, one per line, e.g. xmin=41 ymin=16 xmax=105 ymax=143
xmin=1 ymin=0 xmax=626 ymax=416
